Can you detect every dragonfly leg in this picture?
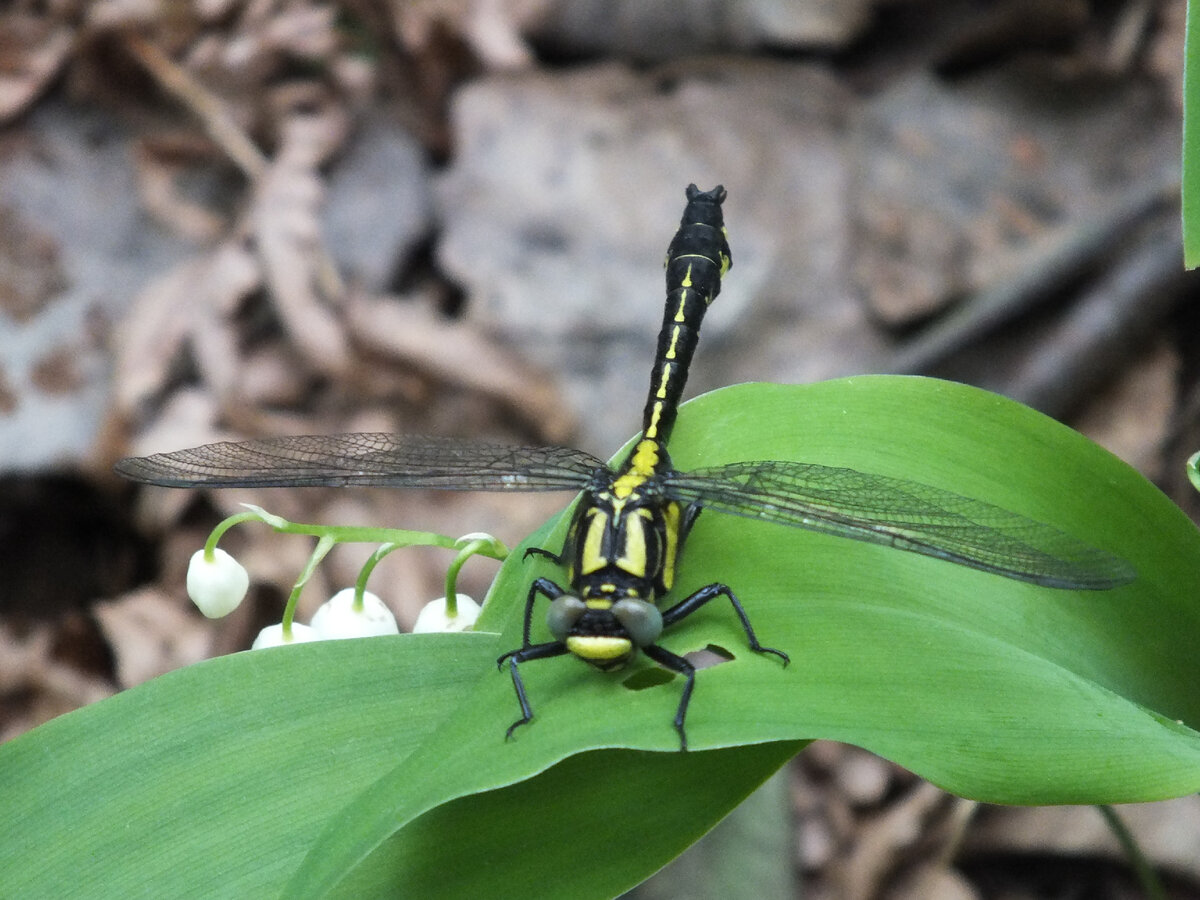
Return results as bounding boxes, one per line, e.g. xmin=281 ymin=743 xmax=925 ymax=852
xmin=496 ymin=577 xmax=573 ymax=740
xmin=499 ymin=641 xmax=569 ymax=740
xmin=661 ymin=583 xmax=789 ymax=666
xmin=523 ymin=545 xmax=564 ymax=565
xmin=641 ymin=643 xmax=696 ymax=752
xmin=503 ymin=576 xmax=565 ymax=648
xmin=677 ymin=503 xmax=702 ymax=544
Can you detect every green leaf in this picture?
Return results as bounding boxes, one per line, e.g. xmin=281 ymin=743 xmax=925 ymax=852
xmin=1 ymin=633 xmax=499 ymax=897
xmin=4 ymin=377 xmax=1199 ymax=899
xmin=289 ymin=377 xmax=1200 ymax=896
xmin=1184 ymin=0 xmax=1200 ymax=267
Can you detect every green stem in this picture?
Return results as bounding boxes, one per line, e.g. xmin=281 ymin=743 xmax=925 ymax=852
xmin=353 ymin=543 xmax=404 ymax=610
xmin=1096 ymin=805 xmax=1166 ymax=900
xmin=444 ymin=535 xmax=510 ymax=616
xmin=243 ymin=502 xmax=464 ymax=550
xmin=203 ymin=511 xmax=261 ymax=558
xmin=281 ymin=535 xmax=336 ymax=635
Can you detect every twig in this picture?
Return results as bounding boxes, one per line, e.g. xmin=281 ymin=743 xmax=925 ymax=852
xmin=123 ymin=32 xmax=267 ymax=181
xmin=122 ymin=32 xmax=344 ymax=301
xmin=887 ymin=181 xmax=1176 ymax=375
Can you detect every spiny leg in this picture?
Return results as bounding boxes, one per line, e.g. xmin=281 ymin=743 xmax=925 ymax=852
xmin=641 ymin=643 xmax=696 ymax=751
xmin=496 ymin=576 xmax=571 ymax=739
xmin=509 ymin=576 xmax=567 ymax=649
xmin=661 ymin=582 xmax=790 ymax=665
xmin=523 ymin=545 xmax=563 ymax=565
xmin=499 ymin=641 xmax=569 ymax=740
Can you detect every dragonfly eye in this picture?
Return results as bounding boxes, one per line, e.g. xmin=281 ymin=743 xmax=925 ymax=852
xmin=546 ymin=595 xmax=587 ymax=641
xmin=612 ymin=598 xmax=663 ymax=647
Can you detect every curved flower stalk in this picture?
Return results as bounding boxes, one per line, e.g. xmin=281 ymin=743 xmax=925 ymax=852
xmin=183 ymin=504 xmax=509 ymax=649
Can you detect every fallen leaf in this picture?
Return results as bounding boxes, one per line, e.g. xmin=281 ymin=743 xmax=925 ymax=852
xmin=250 ymin=113 xmax=350 ymax=375
xmin=344 ymin=289 xmax=572 ymax=440
xmin=93 ymin=587 xmax=212 ymax=687
xmin=112 ymin=241 xmax=260 ymax=416
xmin=0 ymin=16 xmax=74 ymax=123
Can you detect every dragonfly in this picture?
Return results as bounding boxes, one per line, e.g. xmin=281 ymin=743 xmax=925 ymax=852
xmin=116 ymin=184 xmax=1135 ymax=750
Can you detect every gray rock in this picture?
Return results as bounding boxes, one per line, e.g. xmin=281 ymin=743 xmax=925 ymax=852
xmin=322 ymin=114 xmax=432 ymax=291
xmin=0 ymin=103 xmax=192 ymax=472
xmin=851 ymin=67 xmax=1180 ymax=325
xmin=437 ymin=59 xmax=874 ymax=450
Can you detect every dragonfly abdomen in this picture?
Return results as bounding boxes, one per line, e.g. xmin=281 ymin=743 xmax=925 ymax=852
xmin=641 ymin=184 xmax=731 ymax=445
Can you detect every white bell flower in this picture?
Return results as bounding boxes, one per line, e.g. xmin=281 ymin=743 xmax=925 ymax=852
xmin=186 ymin=548 xmax=249 ymax=618
xmin=251 ymin=622 xmax=319 ymax=649
xmin=413 ymin=594 xmax=481 ymax=633
xmin=310 ymin=588 xmax=399 ymax=640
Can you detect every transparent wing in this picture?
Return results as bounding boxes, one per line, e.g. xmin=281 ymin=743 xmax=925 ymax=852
xmin=664 ymin=460 xmax=1134 ymax=590
xmin=115 ymin=433 xmax=604 ymax=492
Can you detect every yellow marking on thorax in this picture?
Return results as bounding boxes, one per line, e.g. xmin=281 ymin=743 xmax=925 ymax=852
xmin=615 ymin=508 xmax=652 ymax=576
xmin=660 ymin=501 xmax=683 ymax=591
xmin=580 ymin=508 xmax=608 ymax=575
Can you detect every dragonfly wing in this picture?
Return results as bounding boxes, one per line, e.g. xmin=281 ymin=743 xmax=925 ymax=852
xmin=115 ymin=433 xmax=604 ymax=492
xmin=663 ymin=460 xmax=1135 ymax=590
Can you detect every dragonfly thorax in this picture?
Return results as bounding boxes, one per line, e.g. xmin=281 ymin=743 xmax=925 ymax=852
xmin=568 ymin=464 xmax=686 ymax=605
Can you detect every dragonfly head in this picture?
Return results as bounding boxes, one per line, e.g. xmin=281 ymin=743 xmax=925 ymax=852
xmin=548 ymin=595 xmax=663 ymax=671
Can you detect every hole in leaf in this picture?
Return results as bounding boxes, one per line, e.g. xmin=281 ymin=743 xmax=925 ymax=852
xmin=687 ymin=644 xmax=734 ymax=670
xmin=622 ymin=644 xmax=736 ymax=691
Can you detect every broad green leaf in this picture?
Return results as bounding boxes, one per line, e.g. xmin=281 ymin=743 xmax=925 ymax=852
xmin=0 ymin=634 xmax=498 ymax=897
xmin=289 ymin=377 xmax=1200 ymax=896
xmin=4 ymin=377 xmax=1199 ymax=899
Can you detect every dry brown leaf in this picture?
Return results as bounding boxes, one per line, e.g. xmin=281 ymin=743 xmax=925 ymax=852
xmin=112 ymin=241 xmax=261 ymax=416
xmin=344 ymin=289 xmax=572 ymax=440
xmin=827 ymin=781 xmax=951 ymax=900
xmin=0 ymin=361 xmax=17 ymax=414
xmin=886 ymin=864 xmax=980 ymax=900
xmin=232 ymin=338 xmax=311 ymax=407
xmin=390 ymin=0 xmax=548 ymax=69
xmin=196 ymin=0 xmax=241 ymax=20
xmin=0 ymin=203 xmax=67 ymax=322
xmin=967 ymin=798 xmax=1200 ymax=881
xmin=122 ymin=388 xmax=228 ymax=528
xmin=85 ymin=0 xmax=162 ymax=31
xmin=1073 ymin=337 xmax=1177 ymax=478
xmin=29 ymin=342 xmax=85 ymax=395
xmin=133 ymin=137 xmax=227 ymax=241
xmin=0 ymin=16 xmax=74 ymax=122
xmin=261 ymin=4 xmax=339 ymax=59
xmin=0 ymin=622 xmax=115 ymax=741
xmin=251 ymin=113 xmax=351 ymax=375
xmin=93 ymin=587 xmax=212 ymax=687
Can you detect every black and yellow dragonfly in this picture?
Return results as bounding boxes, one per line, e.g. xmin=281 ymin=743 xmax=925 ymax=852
xmin=116 ymin=184 xmax=1134 ymax=750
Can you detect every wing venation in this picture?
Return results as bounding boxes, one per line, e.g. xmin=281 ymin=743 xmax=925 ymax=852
xmin=114 ymin=433 xmax=603 ymax=492
xmin=664 ymin=460 xmax=1134 ymax=590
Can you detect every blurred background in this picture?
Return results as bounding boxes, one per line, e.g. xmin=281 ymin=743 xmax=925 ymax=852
xmin=0 ymin=1 xmax=1196 ymax=897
